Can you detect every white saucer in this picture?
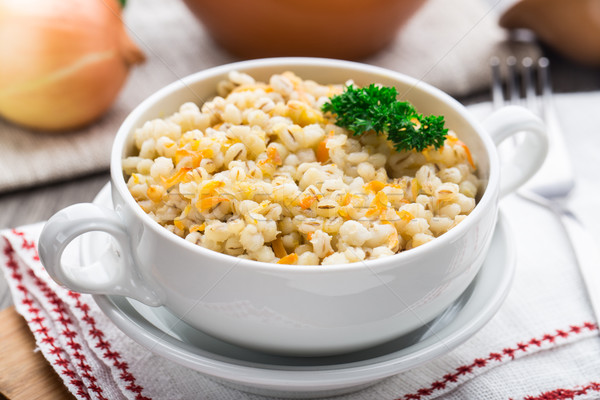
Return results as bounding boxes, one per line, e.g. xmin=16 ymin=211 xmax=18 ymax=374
xmin=84 ymin=183 xmax=515 ymax=398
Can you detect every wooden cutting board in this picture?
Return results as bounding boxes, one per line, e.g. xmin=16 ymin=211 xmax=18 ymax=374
xmin=0 ymin=306 xmax=75 ymax=400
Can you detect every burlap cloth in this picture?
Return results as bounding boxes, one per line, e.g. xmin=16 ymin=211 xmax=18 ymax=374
xmin=0 ymin=0 xmax=537 ymax=192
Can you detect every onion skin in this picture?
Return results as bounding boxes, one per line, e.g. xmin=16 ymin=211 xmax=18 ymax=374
xmin=0 ymin=0 xmax=145 ymax=132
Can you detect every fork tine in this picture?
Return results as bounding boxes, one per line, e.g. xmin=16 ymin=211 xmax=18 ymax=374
xmin=490 ymin=56 xmax=504 ymax=110
xmin=538 ymin=57 xmax=551 ymax=94
xmin=506 ymin=56 xmax=520 ymax=106
xmin=537 ymin=57 xmax=552 ymax=118
xmin=521 ymin=57 xmax=539 ymax=115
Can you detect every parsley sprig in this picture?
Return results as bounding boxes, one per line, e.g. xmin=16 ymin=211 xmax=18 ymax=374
xmin=321 ymin=84 xmax=448 ymax=152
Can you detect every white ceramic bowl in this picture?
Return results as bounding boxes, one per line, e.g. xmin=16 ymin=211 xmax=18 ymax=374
xmin=38 ymin=58 xmax=547 ymax=356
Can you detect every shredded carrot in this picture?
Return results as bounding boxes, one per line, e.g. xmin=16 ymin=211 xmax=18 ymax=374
xmin=444 ymin=136 xmax=475 ymax=169
xmin=221 ymin=141 xmax=233 ymax=152
xmin=306 ymin=232 xmax=314 ymax=241
xmin=317 ymin=131 xmax=335 ymax=164
xmin=397 ymin=210 xmax=414 ymax=222
xmin=277 ymin=253 xmax=298 ymax=265
xmin=267 ymin=146 xmax=282 ymax=166
xmin=316 ymin=139 xmax=329 ymax=163
xmin=373 ymin=191 xmax=388 ymax=207
xmin=190 ymin=140 xmax=201 ymax=151
xmin=201 ymin=180 xmax=225 ymax=195
xmin=189 ymin=223 xmax=205 ymax=233
xmin=173 ymin=219 xmax=185 ymax=231
xmin=257 ymin=147 xmax=282 ymax=170
xmin=286 ymin=100 xmax=324 ymax=125
xmin=174 ymin=143 xmax=210 ymax=166
xmin=456 ymin=140 xmax=475 ymax=169
xmin=174 ymin=149 xmax=188 ymax=165
xmin=338 ymin=207 xmax=350 ymax=220
xmin=146 ymin=185 xmax=164 ymax=202
xmin=365 ymin=191 xmax=389 ymax=217
xmin=161 ymin=167 xmax=191 ymax=188
xmin=195 ymin=147 xmax=214 ymax=168
xmin=271 ymin=237 xmax=287 ymax=258
xmin=388 ymin=230 xmax=400 ymax=249
xmin=197 ymin=196 xmax=230 ymax=211
xmin=410 ymin=178 xmax=420 ymax=200
xmin=299 ymin=195 xmax=318 ymax=209
xmin=365 ymin=180 xmax=386 ymax=193
xmin=340 ymin=193 xmax=352 ymax=206
xmin=365 ymin=208 xmax=379 ymax=217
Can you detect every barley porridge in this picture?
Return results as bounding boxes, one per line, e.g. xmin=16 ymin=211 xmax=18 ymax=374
xmin=122 ymin=71 xmax=480 ymax=265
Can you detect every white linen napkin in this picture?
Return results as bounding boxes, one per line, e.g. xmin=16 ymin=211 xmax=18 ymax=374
xmin=2 ymin=194 xmax=599 ymax=400
xmin=2 ymin=92 xmax=600 ymax=400
xmin=0 ymin=0 xmax=537 ymax=193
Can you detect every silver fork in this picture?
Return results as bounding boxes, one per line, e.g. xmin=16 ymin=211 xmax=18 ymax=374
xmin=491 ymin=56 xmax=600 ymax=326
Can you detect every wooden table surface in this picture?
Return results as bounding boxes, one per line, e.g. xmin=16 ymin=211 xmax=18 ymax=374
xmin=0 ymin=47 xmax=598 ymax=399
xmin=0 ymin=307 xmax=75 ymax=400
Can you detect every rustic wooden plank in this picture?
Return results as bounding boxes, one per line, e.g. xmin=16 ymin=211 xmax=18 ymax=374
xmin=0 ymin=307 xmax=75 ymax=400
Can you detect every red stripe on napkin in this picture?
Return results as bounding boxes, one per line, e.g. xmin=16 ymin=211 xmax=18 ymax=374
xmin=4 ymin=232 xmax=152 ymax=400
xmin=524 ymin=382 xmax=600 ymax=400
xmin=4 ymin=239 xmax=92 ymax=399
xmin=67 ymin=291 xmax=150 ymax=399
xmin=400 ymin=322 xmax=599 ymax=400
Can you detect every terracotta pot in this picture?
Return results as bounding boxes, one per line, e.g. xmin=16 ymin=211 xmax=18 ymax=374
xmin=182 ymin=0 xmax=426 ymax=59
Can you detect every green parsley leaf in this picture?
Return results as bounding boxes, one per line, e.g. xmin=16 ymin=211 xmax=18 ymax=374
xmin=321 ymin=84 xmax=448 ymax=152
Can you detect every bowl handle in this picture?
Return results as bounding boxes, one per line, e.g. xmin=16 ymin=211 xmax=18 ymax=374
xmin=482 ymin=105 xmax=548 ymax=197
xmin=38 ymin=203 xmax=162 ymax=306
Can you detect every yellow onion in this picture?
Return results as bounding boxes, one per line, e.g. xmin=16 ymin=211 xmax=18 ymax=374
xmin=0 ymin=0 xmax=144 ymax=132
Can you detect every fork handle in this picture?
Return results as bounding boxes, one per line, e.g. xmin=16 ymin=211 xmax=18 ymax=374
xmin=559 ymin=211 xmax=600 ymax=324
xmin=482 ymin=105 xmax=548 ymax=197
